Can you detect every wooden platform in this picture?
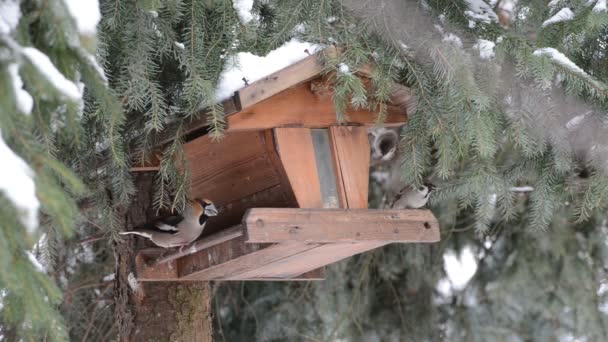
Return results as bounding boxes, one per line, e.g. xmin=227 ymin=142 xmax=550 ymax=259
xmin=135 ymin=208 xmax=439 ymax=281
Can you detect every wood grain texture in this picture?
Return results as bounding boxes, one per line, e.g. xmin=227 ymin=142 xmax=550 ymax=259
xmin=243 ymin=208 xmax=440 ymax=243
xmin=329 ymin=126 xmax=371 ymax=209
xmin=233 ymin=242 xmax=388 ymax=279
xmin=178 ymin=239 xmax=320 ymax=280
xmin=241 ymin=268 xmax=326 ymax=281
xmin=273 ymin=128 xmax=323 ymax=208
xmin=135 ymin=249 xmax=179 ymax=281
xmin=236 ymin=52 xmax=325 ymax=109
xmin=227 ymin=82 xmax=407 ymax=131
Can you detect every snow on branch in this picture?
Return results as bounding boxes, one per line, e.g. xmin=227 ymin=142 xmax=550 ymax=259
xmin=63 ymin=0 xmax=101 ymax=36
xmin=542 ymin=8 xmax=574 ymax=27
xmin=8 ymin=64 xmax=34 ymax=115
xmin=533 ymin=48 xmax=587 ymax=76
xmin=594 ymin=0 xmax=607 ymax=13
xmin=473 ymin=39 xmax=496 ymax=59
xmin=464 ymin=0 xmax=498 ymax=24
xmin=22 ymin=47 xmax=82 ymax=101
xmin=0 ymin=0 xmax=20 ymax=34
xmin=0 ymin=132 xmax=40 ymax=233
xmin=233 ymin=0 xmax=255 ymax=24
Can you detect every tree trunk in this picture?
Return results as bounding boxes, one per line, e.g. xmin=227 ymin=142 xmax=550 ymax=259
xmin=114 ymin=173 xmax=214 ymax=341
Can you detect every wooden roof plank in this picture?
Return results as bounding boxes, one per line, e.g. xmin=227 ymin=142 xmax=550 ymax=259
xmin=243 ymin=208 xmax=440 ymax=243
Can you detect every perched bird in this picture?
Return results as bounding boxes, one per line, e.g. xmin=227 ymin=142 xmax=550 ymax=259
xmin=388 ymin=183 xmax=436 ymax=209
xmin=120 ymin=198 xmax=218 ymax=248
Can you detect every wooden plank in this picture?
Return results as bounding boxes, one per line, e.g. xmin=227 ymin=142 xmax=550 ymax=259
xmin=151 ymin=225 xmax=244 ymax=267
xmin=232 ymin=242 xmax=387 ymax=280
xmin=243 ymin=208 xmax=440 ymax=243
xmin=178 ymin=239 xmax=320 ymax=280
xmin=227 ymin=82 xmax=407 ymax=131
xmin=236 ymin=50 xmax=326 ymax=109
xmin=238 ymin=268 xmax=326 ymax=281
xmin=329 ymin=126 xmax=371 ymax=209
xmin=184 ymin=131 xmax=281 ymax=207
xmin=273 ymin=128 xmax=323 ymax=208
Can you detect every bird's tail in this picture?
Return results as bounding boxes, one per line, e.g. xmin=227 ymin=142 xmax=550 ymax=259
xmin=119 ymin=231 xmax=153 ymax=239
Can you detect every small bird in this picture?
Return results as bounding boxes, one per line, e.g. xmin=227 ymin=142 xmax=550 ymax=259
xmin=388 ymin=183 xmax=436 ymax=209
xmin=120 ymin=198 xmax=218 ymax=248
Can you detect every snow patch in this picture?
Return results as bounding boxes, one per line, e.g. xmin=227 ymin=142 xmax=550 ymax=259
xmin=444 ymin=246 xmax=478 ymax=290
xmin=338 ymin=63 xmax=350 ymax=74
xmin=0 ymin=131 xmax=39 ymax=233
xmin=22 ymin=47 xmax=82 ymax=100
xmin=442 ymin=33 xmax=463 ymax=48
xmin=593 ymin=0 xmax=607 ymax=12
xmin=464 ymin=0 xmax=498 ymax=23
xmin=27 ymin=251 xmax=46 ymax=272
xmin=103 ymin=273 xmax=115 ymax=282
xmin=473 ymin=39 xmax=495 ymax=59
xmin=548 ymin=0 xmax=561 ymax=8
xmin=215 ymin=38 xmax=319 ymax=101
xmin=86 ymin=54 xmax=107 ymax=85
xmin=174 ymin=41 xmax=185 ymax=50
xmin=8 ymin=63 xmax=34 ymax=115
xmin=565 ymin=112 xmax=590 ymax=131
xmin=533 ymin=48 xmax=587 ymax=75
xmin=542 ymin=7 xmax=574 ymax=27
xmin=510 ymin=186 xmax=534 ymax=192
xmin=127 ymin=272 xmax=139 ymax=291
xmin=233 ymin=0 xmax=254 ymax=24
xmin=0 ymin=0 xmax=21 ymax=34
xmin=63 ymin=0 xmax=101 ymax=35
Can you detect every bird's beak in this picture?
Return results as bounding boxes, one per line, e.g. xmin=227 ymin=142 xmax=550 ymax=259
xmin=204 ymin=203 xmax=218 ymax=217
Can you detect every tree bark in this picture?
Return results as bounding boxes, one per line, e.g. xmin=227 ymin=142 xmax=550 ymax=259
xmin=115 ymin=173 xmax=213 ymax=341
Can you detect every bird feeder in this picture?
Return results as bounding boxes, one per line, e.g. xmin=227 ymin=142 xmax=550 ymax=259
xmin=131 ymin=48 xmax=440 ymax=281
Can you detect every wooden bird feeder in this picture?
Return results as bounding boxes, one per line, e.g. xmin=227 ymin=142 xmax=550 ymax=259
xmin=132 ymin=48 xmax=440 ymax=281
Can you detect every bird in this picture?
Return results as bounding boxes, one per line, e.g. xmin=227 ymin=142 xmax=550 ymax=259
xmin=387 ymin=183 xmax=436 ymax=209
xmin=120 ymin=198 xmax=218 ymax=248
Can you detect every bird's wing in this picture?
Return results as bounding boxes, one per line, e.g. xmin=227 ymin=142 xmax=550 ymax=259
xmin=136 ymin=215 xmax=183 ymax=235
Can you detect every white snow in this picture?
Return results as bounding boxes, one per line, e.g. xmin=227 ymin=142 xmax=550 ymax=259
xmin=542 ymin=8 xmax=574 ymax=27
xmin=533 ymin=48 xmax=587 ymax=75
xmin=444 ymin=246 xmax=478 ymax=290
xmin=148 ymin=10 xmax=158 ymax=18
xmin=338 ymin=63 xmax=350 ymax=74
xmin=233 ymin=0 xmax=254 ymax=24
xmin=464 ymin=0 xmax=498 ymax=23
xmin=442 ymin=33 xmax=463 ymax=48
xmin=0 ymin=131 xmax=39 ymax=233
xmin=0 ymin=0 xmax=21 ymax=34
xmin=510 ymin=186 xmax=534 ymax=192
xmin=22 ymin=47 xmax=82 ymax=100
xmin=174 ymin=41 xmax=185 ymax=50
xmin=215 ymin=38 xmax=319 ymax=101
xmin=103 ymin=273 xmax=115 ymax=282
xmin=566 ymin=112 xmax=590 ymax=131
xmin=127 ymin=272 xmax=139 ymax=291
xmin=86 ymin=54 xmax=108 ymax=85
xmin=8 ymin=63 xmax=34 ymax=115
xmin=63 ymin=0 xmax=101 ymax=35
xmin=27 ymin=251 xmax=46 ymax=272
xmin=594 ymin=0 xmax=607 ymax=12
xmin=548 ymin=0 xmax=561 ymax=8
xmin=473 ymin=39 xmax=495 ymax=59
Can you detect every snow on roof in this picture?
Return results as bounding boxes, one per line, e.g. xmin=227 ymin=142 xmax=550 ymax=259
xmin=533 ymin=48 xmax=587 ymax=75
xmin=542 ymin=7 xmax=574 ymax=27
xmin=233 ymin=0 xmax=255 ymax=24
xmin=215 ymin=38 xmax=320 ymax=101
xmin=0 ymin=131 xmax=40 ymax=233
xmin=22 ymin=47 xmax=82 ymax=101
xmin=8 ymin=63 xmax=34 ymax=115
xmin=63 ymin=0 xmax=101 ymax=36
xmin=0 ymin=0 xmax=20 ymax=34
